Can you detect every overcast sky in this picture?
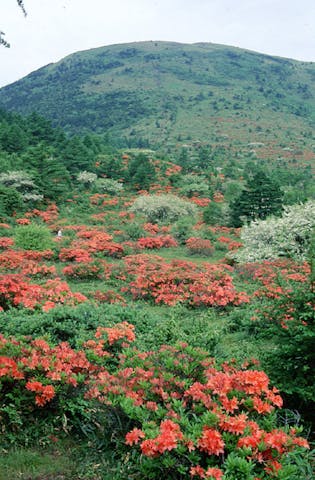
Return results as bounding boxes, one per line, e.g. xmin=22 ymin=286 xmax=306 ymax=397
xmin=1 ymin=0 xmax=314 ymax=87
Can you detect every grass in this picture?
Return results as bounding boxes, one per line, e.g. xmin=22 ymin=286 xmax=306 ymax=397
xmin=0 ymin=447 xmax=76 ymax=480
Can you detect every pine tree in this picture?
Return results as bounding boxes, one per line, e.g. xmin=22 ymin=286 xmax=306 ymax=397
xmin=230 ymin=171 xmax=283 ymax=227
xmin=127 ymin=153 xmax=156 ymax=190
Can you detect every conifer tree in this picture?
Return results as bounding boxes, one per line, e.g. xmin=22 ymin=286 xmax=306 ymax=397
xmin=230 ymin=171 xmax=283 ymax=227
xmin=127 ymin=153 xmax=156 ymax=190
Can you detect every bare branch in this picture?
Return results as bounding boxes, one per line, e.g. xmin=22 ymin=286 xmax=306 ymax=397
xmin=17 ymin=1 xmax=27 ymax=17
xmin=0 ymin=31 xmax=10 ymax=48
xmin=1 ymin=1 xmax=27 ymax=47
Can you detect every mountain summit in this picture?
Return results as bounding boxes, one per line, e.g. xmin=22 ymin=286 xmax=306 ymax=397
xmin=0 ymin=41 xmax=314 ymax=147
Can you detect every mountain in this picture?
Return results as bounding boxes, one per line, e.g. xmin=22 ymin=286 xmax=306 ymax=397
xmin=0 ymin=41 xmax=314 ymax=151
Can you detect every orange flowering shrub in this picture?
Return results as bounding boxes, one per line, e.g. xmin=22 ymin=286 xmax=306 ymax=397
xmin=0 ymin=237 xmax=14 ymax=249
xmin=186 ymin=237 xmax=214 ymax=256
xmin=190 ymin=197 xmax=211 ymax=207
xmin=0 ymin=250 xmax=56 ymax=277
xmin=0 ymin=223 xmax=10 ymax=229
xmin=59 ymin=247 xmax=93 ymax=263
xmin=66 ymin=228 xmax=124 ymax=258
xmin=165 ymin=164 xmax=182 ymax=176
xmin=87 ymin=341 xmax=309 ymax=479
xmin=16 ymin=218 xmax=31 ymax=225
xmin=121 ymin=254 xmax=249 ymax=307
xmin=26 ymin=204 xmax=59 ymax=223
xmin=62 ymin=261 xmax=107 ymax=280
xmin=0 ymin=326 xmax=309 ymax=477
xmin=137 ymin=235 xmax=178 ymax=250
xmin=143 ymin=222 xmax=160 ymax=234
xmin=0 ymin=274 xmax=87 ymax=311
xmin=237 ymin=260 xmax=311 ymax=301
xmin=217 ymin=236 xmax=243 ymax=251
xmin=93 ymin=290 xmax=127 ymax=305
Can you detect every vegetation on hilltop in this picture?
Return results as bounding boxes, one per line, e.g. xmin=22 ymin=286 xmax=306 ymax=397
xmin=0 ymin=41 xmax=314 ymax=154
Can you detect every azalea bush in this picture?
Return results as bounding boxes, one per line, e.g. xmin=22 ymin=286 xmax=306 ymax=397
xmin=67 ymin=227 xmax=125 ymax=258
xmin=137 ymin=235 xmax=178 ymax=250
xmin=62 ymin=260 xmax=110 ymax=280
xmin=186 ymin=237 xmax=214 ymax=256
xmin=121 ymin=254 xmax=249 ymax=307
xmin=0 ymin=274 xmax=87 ymax=311
xmin=0 ymin=325 xmax=310 ymax=478
xmin=113 ymin=345 xmax=310 ymax=480
xmin=0 ymin=248 xmax=56 ymax=277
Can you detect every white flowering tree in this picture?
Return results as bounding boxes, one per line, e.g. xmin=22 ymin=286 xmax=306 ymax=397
xmin=76 ymin=171 xmax=97 ymax=187
xmin=96 ymin=178 xmax=124 ymax=195
xmin=130 ymin=194 xmax=197 ymax=224
xmin=0 ymin=170 xmax=43 ymax=203
xmin=231 ymin=200 xmax=315 ymax=262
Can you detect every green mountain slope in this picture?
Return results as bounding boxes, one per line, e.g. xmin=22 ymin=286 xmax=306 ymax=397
xmin=0 ymin=41 xmax=314 ymax=150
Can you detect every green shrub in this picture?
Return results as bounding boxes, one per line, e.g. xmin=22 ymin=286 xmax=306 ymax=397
xmin=123 ymin=222 xmax=144 ymax=240
xmin=171 ymin=217 xmax=195 ymax=244
xmin=179 ymin=174 xmax=210 ymax=197
xmin=203 ymin=201 xmax=227 ymax=226
xmin=0 ymin=185 xmax=23 ymax=218
xmin=14 ymin=223 xmax=54 ymax=251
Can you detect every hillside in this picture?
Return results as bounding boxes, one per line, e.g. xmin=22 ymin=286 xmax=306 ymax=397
xmin=0 ymin=41 xmax=315 ymax=154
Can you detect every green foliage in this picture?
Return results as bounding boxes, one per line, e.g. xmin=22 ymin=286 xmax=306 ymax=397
xmin=171 ymin=217 xmax=196 ymax=243
xmin=178 ymin=174 xmax=209 ymax=197
xmin=203 ymin=201 xmax=225 ymax=225
xmin=96 ymin=154 xmax=124 ymax=180
xmin=222 ymin=453 xmax=255 ymax=480
xmin=0 ymin=184 xmax=23 ymax=217
xmin=260 ymin=281 xmax=315 ymax=405
xmin=0 ymin=303 xmax=220 ymax=353
xmin=126 ymin=153 xmax=156 ymax=190
xmin=14 ymin=223 xmax=54 ymax=251
xmin=123 ymin=221 xmax=144 ymax=240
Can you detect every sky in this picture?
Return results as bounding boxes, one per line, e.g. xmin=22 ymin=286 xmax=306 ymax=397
xmin=0 ymin=0 xmax=314 ymax=88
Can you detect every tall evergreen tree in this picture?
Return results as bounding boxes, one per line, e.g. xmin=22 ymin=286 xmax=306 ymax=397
xmin=230 ymin=171 xmax=283 ymax=227
xmin=59 ymin=136 xmax=95 ymax=173
xmin=126 ymin=153 xmax=156 ymax=190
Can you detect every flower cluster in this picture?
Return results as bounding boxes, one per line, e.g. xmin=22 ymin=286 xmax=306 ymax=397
xmin=0 ymin=327 xmax=309 ymax=478
xmin=69 ymin=227 xmax=124 ymax=258
xmin=186 ymin=237 xmax=214 ymax=256
xmin=137 ymin=235 xmax=178 ymax=250
xmin=0 ymin=274 xmax=87 ymax=311
xmin=0 ymin=249 xmax=56 ymax=277
xmin=121 ymin=254 xmax=249 ymax=307
xmin=26 ymin=203 xmax=59 ymax=224
xmin=0 ymin=237 xmax=14 ymax=249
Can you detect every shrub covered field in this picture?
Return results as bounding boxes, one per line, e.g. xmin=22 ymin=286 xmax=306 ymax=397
xmin=0 ymin=110 xmax=314 ymax=478
xmin=0 ymin=190 xmax=314 ymax=479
